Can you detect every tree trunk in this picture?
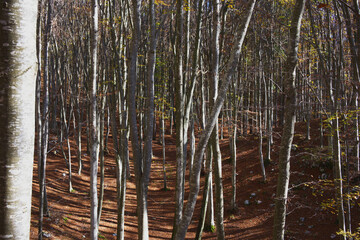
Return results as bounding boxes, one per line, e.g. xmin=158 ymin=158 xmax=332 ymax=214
xmin=144 ymin=0 xmax=157 ymax=208
xmin=205 ymin=152 xmax=215 ymax=232
xmin=258 ymin=66 xmax=266 ymax=182
xmin=231 ymin=98 xmax=237 ymax=210
xmin=195 ymin=148 xmax=213 ymax=239
xmin=272 ymin=1 xmax=306 ymax=239
xmin=210 ymin=0 xmax=225 ymax=238
xmin=97 ymin=88 xmax=107 ymax=224
xmin=39 ymin=0 xmax=52 ymax=238
xmin=333 ymin=112 xmax=346 ymax=238
xmin=90 ymin=0 xmax=100 ymax=238
xmin=128 ymin=0 xmax=149 ymax=238
xmin=172 ymin=0 xmax=185 ymax=237
xmin=0 ymin=0 xmax=37 ymax=239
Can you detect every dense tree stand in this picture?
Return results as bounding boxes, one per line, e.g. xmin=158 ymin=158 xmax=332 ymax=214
xmin=2 ymin=0 xmax=360 ymax=239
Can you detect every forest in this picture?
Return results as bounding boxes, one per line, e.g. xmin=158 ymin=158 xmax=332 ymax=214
xmin=1 ymin=0 xmax=360 ymax=239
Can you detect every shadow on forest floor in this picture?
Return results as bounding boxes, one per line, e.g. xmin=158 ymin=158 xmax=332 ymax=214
xmin=30 ymin=119 xmax=359 ymax=239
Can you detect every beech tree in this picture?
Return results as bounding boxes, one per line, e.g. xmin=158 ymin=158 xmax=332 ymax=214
xmin=210 ymin=0 xmax=225 ymax=237
xmin=38 ymin=0 xmax=52 ymax=238
xmin=0 ymin=0 xmax=37 ymax=239
xmin=172 ymin=0 xmax=185 ymax=237
xmin=89 ymin=0 xmax=100 ymax=238
xmin=273 ymin=0 xmax=306 ymax=239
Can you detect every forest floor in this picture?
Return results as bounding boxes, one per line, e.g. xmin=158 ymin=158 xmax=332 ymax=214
xmin=30 ymin=119 xmax=360 ymax=239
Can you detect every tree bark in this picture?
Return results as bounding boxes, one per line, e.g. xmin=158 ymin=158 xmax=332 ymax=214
xmin=128 ymin=0 xmax=149 ymax=238
xmin=90 ymin=0 xmax=100 ymax=238
xmin=272 ymin=1 xmax=306 ymax=239
xmin=0 ymin=0 xmax=37 ymax=239
xmin=144 ymin=0 xmax=157 ymax=207
xmin=39 ymin=0 xmax=52 ymax=238
xmin=210 ymin=0 xmax=225 ymax=238
xmin=195 ymin=148 xmax=213 ymax=239
xmin=172 ymin=0 xmax=185 ymax=237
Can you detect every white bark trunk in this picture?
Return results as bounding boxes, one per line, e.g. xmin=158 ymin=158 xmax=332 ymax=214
xmin=0 ymin=1 xmax=37 ymax=239
xmin=90 ymin=0 xmax=100 ymax=238
xmin=172 ymin=0 xmax=185 ymax=237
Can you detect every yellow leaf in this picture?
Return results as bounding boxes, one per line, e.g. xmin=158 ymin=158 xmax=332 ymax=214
xmin=155 ymin=0 xmax=170 ymax=6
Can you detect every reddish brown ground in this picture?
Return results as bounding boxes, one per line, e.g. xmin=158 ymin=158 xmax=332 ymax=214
xmin=30 ymin=119 xmax=360 ymax=239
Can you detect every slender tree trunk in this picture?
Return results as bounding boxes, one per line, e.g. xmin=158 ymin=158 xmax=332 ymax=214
xmin=39 ymin=0 xmax=52 ymax=237
xmin=162 ymin=108 xmax=167 ymax=190
xmin=144 ymin=0 xmax=157 ymax=207
xmin=76 ymin=80 xmax=82 ymax=175
xmin=186 ymin=0 xmax=203 ymax=182
xmin=97 ymin=89 xmax=107 ymax=224
xmin=332 ymin=24 xmax=347 ymax=236
xmin=195 ymin=148 xmax=213 ymax=239
xmin=205 ymin=154 xmax=215 ymax=232
xmin=230 ymin=86 xmax=238 ymax=210
xmin=128 ymin=0 xmax=149 ymax=238
xmin=333 ymin=112 xmax=346 ymax=239
xmin=172 ymin=0 xmax=185 ymax=237
xmin=344 ymin=139 xmax=352 ymax=235
xmin=66 ymin=103 xmax=74 ymax=192
xmin=272 ymin=1 xmax=306 ymax=239
xmin=90 ymin=0 xmax=100 ymax=238
xmin=161 ymin=76 xmax=168 ymax=190
xmin=258 ymin=66 xmax=266 ymax=182
xmin=212 ymin=126 xmax=225 ymax=239
xmin=211 ymin=0 xmax=225 ymax=238
xmin=189 ymin=110 xmax=195 ymax=178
